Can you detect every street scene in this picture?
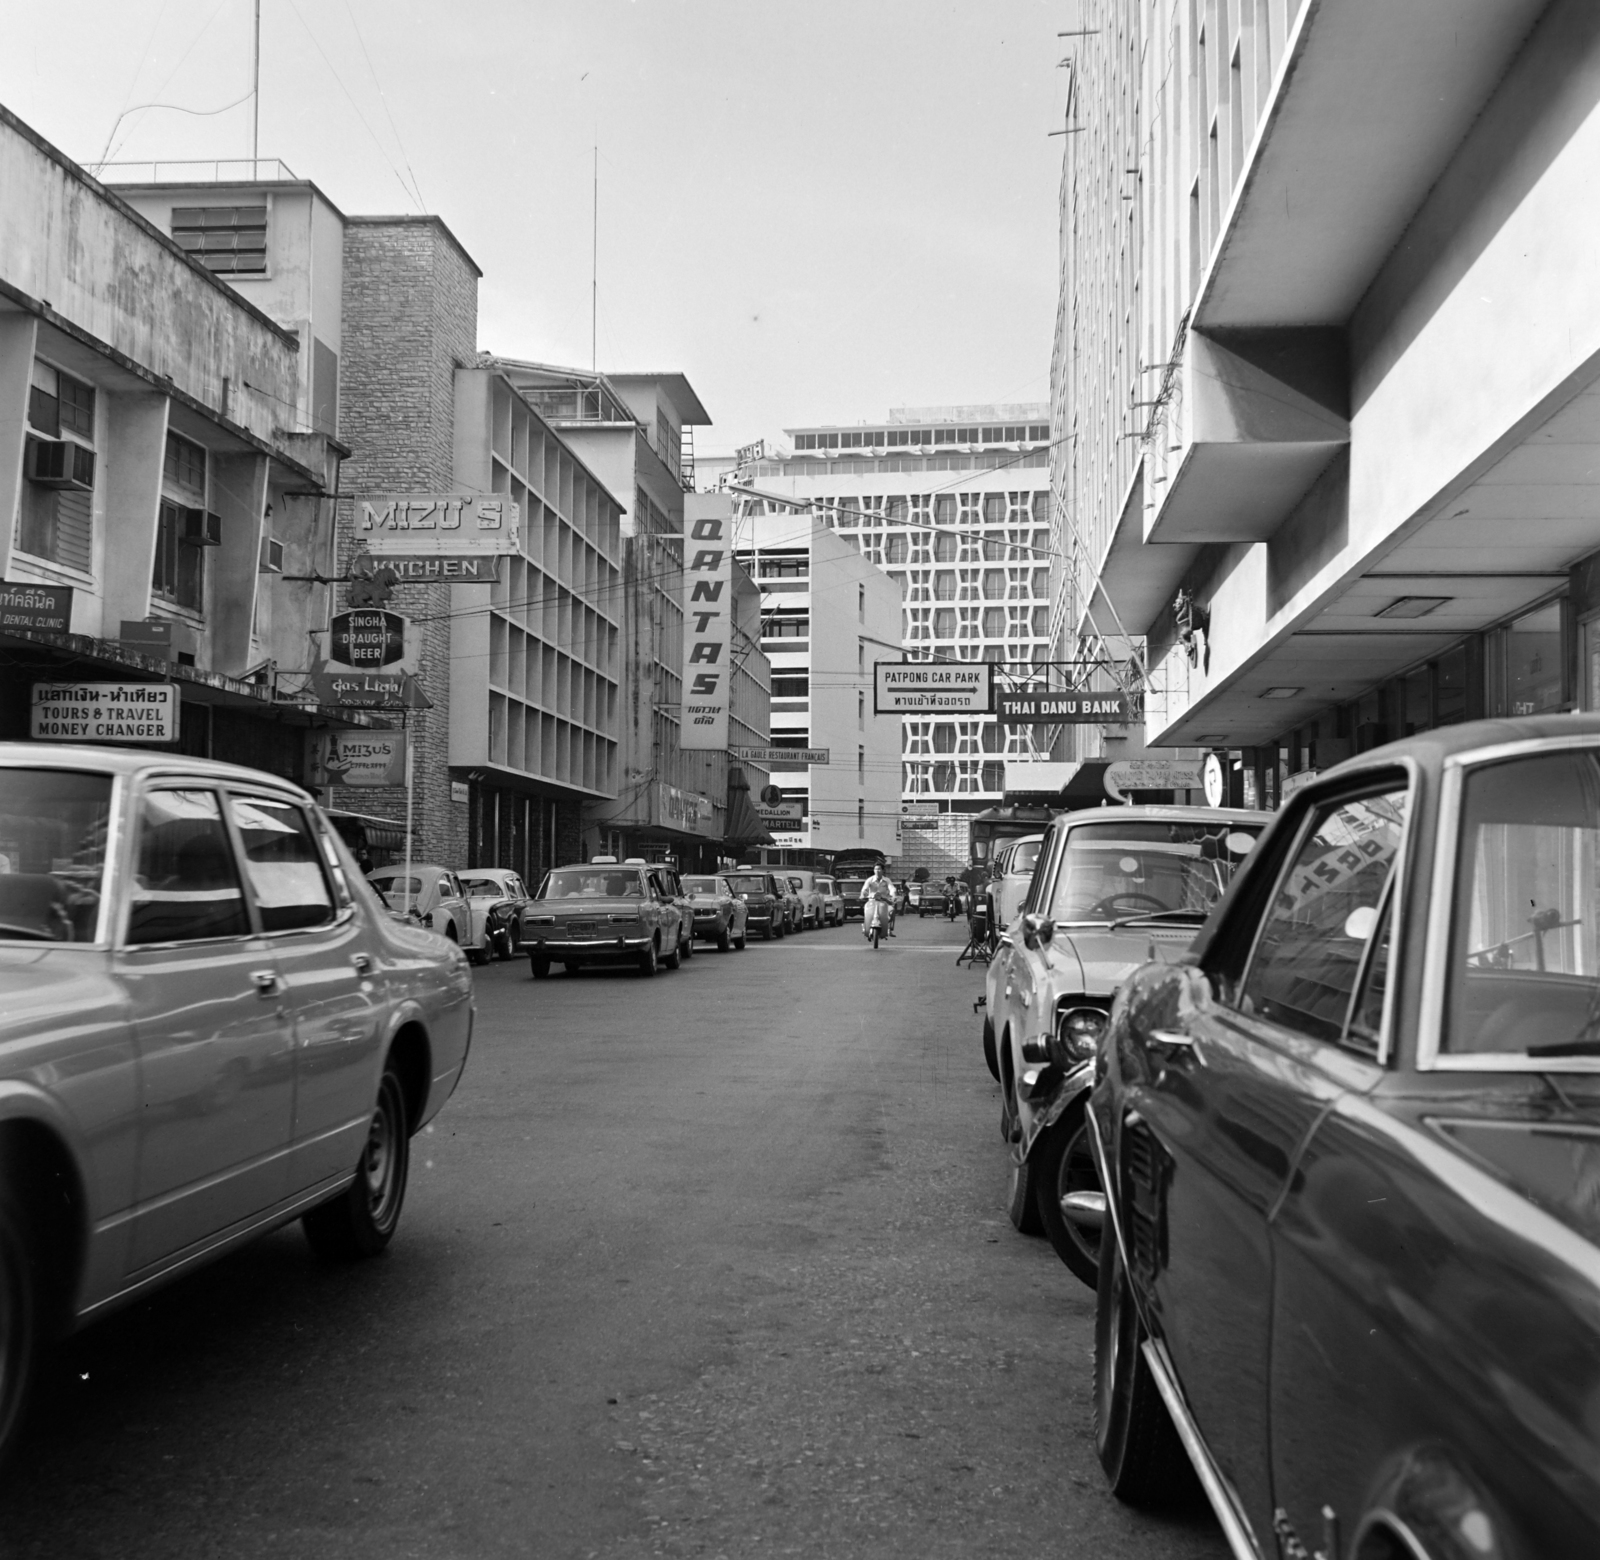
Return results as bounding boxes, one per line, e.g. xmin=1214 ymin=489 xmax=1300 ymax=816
xmin=5 ymin=1 xmax=1600 ymax=1557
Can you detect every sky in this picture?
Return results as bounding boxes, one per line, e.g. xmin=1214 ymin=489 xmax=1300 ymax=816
xmin=2 ymin=1 xmax=1067 ymax=456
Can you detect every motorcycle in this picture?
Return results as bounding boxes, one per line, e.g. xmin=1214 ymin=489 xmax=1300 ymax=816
xmin=863 ymin=894 xmax=891 ymax=949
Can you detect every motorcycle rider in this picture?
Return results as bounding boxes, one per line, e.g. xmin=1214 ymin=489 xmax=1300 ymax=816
xmin=860 ymin=863 xmax=895 ymax=942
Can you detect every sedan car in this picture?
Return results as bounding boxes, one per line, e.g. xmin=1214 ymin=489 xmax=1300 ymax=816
xmin=723 ymin=869 xmax=787 ymax=940
xmin=838 ymin=876 xmax=867 ymax=920
xmin=367 ymin=865 xmax=472 ymax=952
xmin=773 ymin=874 xmax=805 ymax=933
xmin=0 ymin=745 xmax=472 ymax=1467
xmin=786 ymin=870 xmax=826 ymax=929
xmin=985 ymin=805 xmax=1266 ymax=1283
xmin=1091 ymin=715 xmax=1600 ymax=1557
xmin=522 ymin=859 xmax=687 ymax=977
xmin=682 ymin=873 xmax=747 ymax=951
xmin=987 ymin=833 xmax=1044 ymax=933
xmin=815 ymin=875 xmax=844 ymax=927
xmin=455 ymin=868 xmax=530 ymax=960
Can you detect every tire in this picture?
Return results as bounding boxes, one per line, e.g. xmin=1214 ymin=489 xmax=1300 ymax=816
xmin=734 ymin=926 xmax=747 ymax=950
xmin=638 ymin=940 xmax=658 ymax=977
xmin=1005 ymin=1149 xmax=1044 ymax=1235
xmin=762 ymin=922 xmax=774 ymax=942
xmin=0 ymin=1185 xmax=41 ymax=1473
xmin=530 ymin=957 xmax=551 ymax=980
xmin=303 ymin=1066 xmax=410 ymax=1260
xmin=774 ymin=920 xmax=785 ymax=940
xmin=982 ymin=1018 xmax=1000 ymax=1082
xmin=662 ymin=932 xmax=681 ymax=970
xmin=717 ymin=925 xmax=731 ymax=952
xmin=1094 ymin=1225 xmax=1193 ymax=1504
xmin=1034 ymin=1106 xmax=1102 ymax=1288
xmin=680 ymin=929 xmax=693 ymax=961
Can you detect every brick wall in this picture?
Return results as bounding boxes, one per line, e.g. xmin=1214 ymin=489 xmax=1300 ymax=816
xmin=339 ymin=217 xmax=480 ymax=868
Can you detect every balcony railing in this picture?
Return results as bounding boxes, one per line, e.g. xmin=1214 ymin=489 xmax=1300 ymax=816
xmin=521 ymin=383 xmax=636 ymax=426
xmin=91 ymin=158 xmax=298 ymax=185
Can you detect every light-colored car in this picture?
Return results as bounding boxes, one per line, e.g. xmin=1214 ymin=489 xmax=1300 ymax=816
xmin=456 ymin=868 xmax=530 ymax=961
xmin=681 ymin=873 xmax=748 ymax=950
xmin=0 ymin=746 xmax=473 ymax=1466
xmin=771 ymin=874 xmax=804 ymax=933
xmin=987 ymin=833 xmax=1045 ymax=933
xmin=815 ymin=875 xmax=844 ymax=926
xmin=984 ymin=805 xmax=1267 ymax=1284
xmin=367 ymin=865 xmax=472 ymax=954
xmin=786 ymin=870 xmax=825 ymax=929
xmin=522 ymin=859 xmax=687 ymax=977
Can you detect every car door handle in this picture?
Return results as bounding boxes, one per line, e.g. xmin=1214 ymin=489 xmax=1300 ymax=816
xmin=251 ymin=969 xmax=281 ymax=998
xmin=351 ymin=952 xmax=373 ymax=975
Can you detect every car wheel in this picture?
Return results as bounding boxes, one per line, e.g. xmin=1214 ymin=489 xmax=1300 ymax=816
xmin=1005 ymin=1149 xmax=1044 ymax=1236
xmin=761 ymin=922 xmax=773 ymax=941
xmin=1095 ymin=1222 xmax=1193 ymax=1504
xmin=982 ymin=1017 xmax=1000 ymax=1082
xmin=734 ymin=926 xmax=747 ymax=950
xmin=530 ymin=957 xmax=551 ymax=980
xmin=717 ymin=924 xmax=731 ymax=952
xmin=0 ymin=1183 xmax=42 ymax=1473
xmin=638 ymin=940 xmax=658 ymax=977
xmin=1034 ymin=1106 xmax=1102 ymax=1288
xmin=662 ymin=931 xmax=681 ymax=970
xmin=303 ymin=1065 xmax=410 ymax=1260
xmin=680 ymin=929 xmax=693 ymax=961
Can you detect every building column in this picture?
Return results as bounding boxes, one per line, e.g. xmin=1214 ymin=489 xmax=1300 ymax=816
xmin=210 ymin=451 xmax=269 ymax=675
xmin=101 ymin=393 xmax=170 ymax=633
xmin=0 ymin=314 xmax=39 ymax=584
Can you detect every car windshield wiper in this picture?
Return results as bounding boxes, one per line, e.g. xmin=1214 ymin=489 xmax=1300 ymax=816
xmin=1109 ymin=910 xmax=1209 ymax=931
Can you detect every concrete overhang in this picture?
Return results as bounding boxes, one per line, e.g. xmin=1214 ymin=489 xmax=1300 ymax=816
xmin=1082 ymin=466 xmax=1198 ymax=640
xmin=1194 ymin=0 xmax=1548 ymax=332
xmin=1144 ymin=329 xmax=1348 ymax=544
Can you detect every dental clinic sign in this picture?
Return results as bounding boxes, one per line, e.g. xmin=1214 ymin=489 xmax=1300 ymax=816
xmin=355 ymin=494 xmax=520 ymax=557
xmin=679 ymin=495 xmax=733 ymax=750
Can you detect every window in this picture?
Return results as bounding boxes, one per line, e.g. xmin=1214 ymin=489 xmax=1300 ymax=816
xmin=19 ymin=360 xmax=95 ymax=571
xmin=127 ymin=789 xmax=249 ymax=944
xmin=933 ymin=608 xmax=957 ymax=640
xmin=1445 ymin=749 xmax=1600 ymax=1058
xmin=763 ymin=615 xmax=808 ymax=639
xmin=228 ymin=795 xmax=337 ymax=931
xmin=1241 ymin=788 xmax=1409 ymax=1047
xmin=857 ymin=691 xmax=864 ymax=730
xmin=0 ymin=768 xmax=111 ymax=943
xmin=164 ymin=432 xmax=207 ymax=495
xmin=153 ymin=501 xmax=204 ymax=610
xmin=933 ymin=533 xmax=958 ymax=563
xmin=858 ymin=584 xmax=865 ymax=622
xmin=171 ymin=205 xmax=268 ymax=274
xmin=771 ymin=672 xmax=809 ymax=699
xmin=858 ymin=746 xmax=865 ymax=783
xmin=758 ymin=556 xmax=807 ymax=579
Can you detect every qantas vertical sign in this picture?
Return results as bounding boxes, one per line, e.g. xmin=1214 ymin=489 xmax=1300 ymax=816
xmin=680 ymin=495 xmax=734 ymax=750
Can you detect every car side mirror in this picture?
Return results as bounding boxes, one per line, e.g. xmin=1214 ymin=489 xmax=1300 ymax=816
xmin=1021 ymin=912 xmax=1055 ymax=950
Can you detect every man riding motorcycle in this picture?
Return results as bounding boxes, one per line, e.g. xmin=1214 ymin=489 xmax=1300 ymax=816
xmin=860 ymin=864 xmax=895 ymax=946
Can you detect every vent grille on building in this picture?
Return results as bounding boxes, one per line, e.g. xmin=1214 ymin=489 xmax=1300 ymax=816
xmin=172 ymin=206 xmax=268 ymax=274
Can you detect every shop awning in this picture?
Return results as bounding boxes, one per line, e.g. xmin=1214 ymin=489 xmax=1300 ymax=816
xmin=723 ymin=766 xmax=774 ymax=846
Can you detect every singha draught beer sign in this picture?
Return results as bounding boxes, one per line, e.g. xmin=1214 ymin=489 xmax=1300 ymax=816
xmin=679 ymin=495 xmax=733 ymax=749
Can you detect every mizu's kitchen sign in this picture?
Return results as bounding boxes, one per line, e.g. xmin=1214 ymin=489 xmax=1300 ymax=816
xmin=355 ymin=494 xmax=520 ymax=557
xmin=679 ymin=496 xmax=733 ymax=750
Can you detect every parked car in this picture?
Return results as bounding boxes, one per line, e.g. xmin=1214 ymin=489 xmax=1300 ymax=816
xmin=723 ymin=869 xmax=787 ymax=940
xmin=815 ymin=874 xmax=844 ymax=926
xmin=522 ymin=858 xmax=687 ymax=977
xmin=682 ymin=873 xmax=747 ymax=951
xmin=1090 ymin=716 xmax=1600 ymax=1557
xmin=987 ymin=833 xmax=1045 ymax=933
xmin=906 ymin=880 xmax=930 ymax=916
xmin=786 ymin=871 xmax=826 ymax=929
xmin=456 ymin=868 xmax=530 ymax=961
xmin=985 ymin=805 xmax=1266 ymax=1283
xmin=772 ymin=873 xmax=804 ymax=933
xmin=0 ymin=746 xmax=473 ymax=1467
xmin=838 ymin=875 xmax=867 ymax=919
xmin=367 ymin=865 xmax=472 ymax=952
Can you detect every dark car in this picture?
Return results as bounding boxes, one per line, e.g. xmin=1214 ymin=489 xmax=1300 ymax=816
xmin=838 ymin=876 xmax=867 ymax=919
xmin=1090 ymin=715 xmax=1600 ymax=1558
xmin=724 ymin=869 xmax=787 ymax=940
xmin=523 ymin=859 xmax=687 ymax=977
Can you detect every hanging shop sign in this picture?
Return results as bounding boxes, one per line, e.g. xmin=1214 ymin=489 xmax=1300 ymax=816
xmin=308 ymin=666 xmax=431 ymax=710
xmin=31 ymin=681 xmax=177 ymax=743
xmin=679 ymin=496 xmax=734 ymax=750
xmin=0 ymin=583 xmax=72 ymax=634
xmin=1203 ymin=753 xmax=1226 ymax=807
xmin=656 ymin=782 xmax=715 ymax=835
xmin=307 ymin=729 xmax=408 ymax=789
xmin=733 ymin=746 xmax=830 ymax=765
xmin=874 ymin=662 xmax=992 ymax=714
xmin=355 ymin=494 xmax=521 ymax=557
xmin=995 ymin=690 xmax=1134 ymax=726
xmin=375 ymin=555 xmax=503 ymax=584
xmin=328 ymin=610 xmax=411 ymax=671
xmin=1103 ymin=758 xmax=1206 ymax=800
xmin=755 ymin=801 xmax=803 ymax=825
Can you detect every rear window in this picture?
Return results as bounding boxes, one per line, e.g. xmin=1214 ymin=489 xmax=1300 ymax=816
xmin=726 ymin=874 xmax=769 ymax=894
xmin=682 ymin=876 xmax=720 ymax=894
xmin=541 ymin=867 xmax=644 ymax=899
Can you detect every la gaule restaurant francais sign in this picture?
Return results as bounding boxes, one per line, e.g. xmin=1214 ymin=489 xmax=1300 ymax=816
xmin=31 ymin=682 xmax=177 ymax=743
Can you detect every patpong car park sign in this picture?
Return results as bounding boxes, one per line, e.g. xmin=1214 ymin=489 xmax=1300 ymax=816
xmin=874 ymin=661 xmax=993 ymax=714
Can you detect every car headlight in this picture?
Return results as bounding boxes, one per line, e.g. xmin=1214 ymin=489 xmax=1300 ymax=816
xmin=1053 ymin=1005 xmax=1108 ymax=1065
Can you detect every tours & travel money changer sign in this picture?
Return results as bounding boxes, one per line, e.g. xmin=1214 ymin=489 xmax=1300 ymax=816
xmin=31 ymin=682 xmax=177 ymax=743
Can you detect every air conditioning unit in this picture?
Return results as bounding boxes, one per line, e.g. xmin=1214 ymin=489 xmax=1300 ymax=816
xmin=259 ymin=536 xmax=284 ymax=573
xmin=181 ymin=507 xmax=222 ymax=547
xmin=25 ymin=436 xmax=95 ymax=492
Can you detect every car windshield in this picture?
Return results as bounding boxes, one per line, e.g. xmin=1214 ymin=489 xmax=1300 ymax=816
xmin=1047 ymin=820 xmax=1262 ymax=923
xmin=682 ymin=876 xmax=720 ymax=895
xmin=540 ymin=868 xmax=642 ymax=899
xmin=725 ymin=874 xmax=768 ymax=894
xmin=1011 ymin=840 xmax=1042 ymax=875
xmin=458 ymin=877 xmax=503 ymax=897
xmin=0 ymin=768 xmax=112 ymax=942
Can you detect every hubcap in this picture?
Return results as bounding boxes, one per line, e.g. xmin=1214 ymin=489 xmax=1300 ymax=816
xmin=363 ymin=1087 xmax=399 ymax=1225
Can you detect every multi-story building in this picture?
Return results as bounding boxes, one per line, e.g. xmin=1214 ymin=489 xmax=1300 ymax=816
xmin=734 ymin=510 xmax=900 ymax=858
xmin=736 ymin=407 xmax=1054 ymax=817
xmin=0 ymin=111 xmax=351 ymax=773
xmin=1055 ymin=0 xmax=1600 ymax=804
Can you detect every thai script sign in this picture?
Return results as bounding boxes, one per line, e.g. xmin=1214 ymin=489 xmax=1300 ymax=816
xmin=1103 ymin=759 xmax=1205 ymax=799
xmin=680 ymin=496 xmax=733 ymax=750
xmin=657 ymin=782 xmax=715 ymax=834
xmin=308 ymin=667 xmax=430 ymax=710
xmin=0 ymin=583 xmax=72 ymax=634
xmin=31 ymin=682 xmax=177 ymax=743
xmin=874 ymin=662 xmax=992 ymax=714
xmin=307 ymin=730 xmax=408 ymax=788
xmin=996 ymin=690 xmax=1134 ymax=725
xmin=355 ymin=494 xmax=520 ymax=557
xmin=328 ymin=610 xmax=409 ymax=670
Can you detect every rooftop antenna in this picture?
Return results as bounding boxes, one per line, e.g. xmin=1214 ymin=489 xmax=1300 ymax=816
xmin=252 ymin=0 xmax=261 ymax=170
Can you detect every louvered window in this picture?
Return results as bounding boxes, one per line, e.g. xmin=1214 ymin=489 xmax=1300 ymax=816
xmin=17 ymin=359 xmax=95 ymax=573
xmin=171 ymin=206 xmax=268 ymax=274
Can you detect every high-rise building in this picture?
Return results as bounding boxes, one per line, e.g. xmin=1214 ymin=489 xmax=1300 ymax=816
xmin=736 ymin=407 xmax=1055 ymax=815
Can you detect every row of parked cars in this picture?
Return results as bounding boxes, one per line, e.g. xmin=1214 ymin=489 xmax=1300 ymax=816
xmin=979 ymin=714 xmax=1600 ymax=1556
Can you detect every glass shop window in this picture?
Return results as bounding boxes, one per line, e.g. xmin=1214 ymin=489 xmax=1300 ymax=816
xmin=1505 ymin=602 xmax=1565 ymax=716
xmin=1435 ymin=645 xmax=1469 ymax=726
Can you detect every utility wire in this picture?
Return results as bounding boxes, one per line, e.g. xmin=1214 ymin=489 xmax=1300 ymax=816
xmin=340 ymin=0 xmax=426 ymax=211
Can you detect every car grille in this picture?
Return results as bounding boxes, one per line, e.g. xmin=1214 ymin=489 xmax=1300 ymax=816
xmin=1122 ymin=1120 xmax=1165 ymax=1287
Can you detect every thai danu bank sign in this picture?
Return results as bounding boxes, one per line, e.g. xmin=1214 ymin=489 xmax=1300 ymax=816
xmin=996 ymin=690 xmax=1135 ymax=725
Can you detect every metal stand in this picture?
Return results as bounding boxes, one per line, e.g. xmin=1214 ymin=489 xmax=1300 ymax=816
xmin=956 ymin=903 xmax=996 ymax=968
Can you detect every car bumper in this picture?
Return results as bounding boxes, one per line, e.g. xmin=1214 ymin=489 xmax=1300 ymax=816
xmin=691 ymin=915 xmax=726 ymax=938
xmin=526 ymin=934 xmax=652 ymax=962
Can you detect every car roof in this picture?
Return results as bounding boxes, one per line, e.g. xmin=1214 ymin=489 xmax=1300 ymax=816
xmin=1322 ymin=713 xmax=1600 ymax=774
xmin=371 ymin=864 xmax=448 ymax=877
xmin=0 ymin=742 xmax=312 ymax=796
xmin=1055 ymin=804 xmax=1271 ymax=826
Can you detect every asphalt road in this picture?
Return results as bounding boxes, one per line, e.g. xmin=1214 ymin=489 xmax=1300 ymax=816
xmin=0 ymin=912 xmax=1227 ymax=1560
